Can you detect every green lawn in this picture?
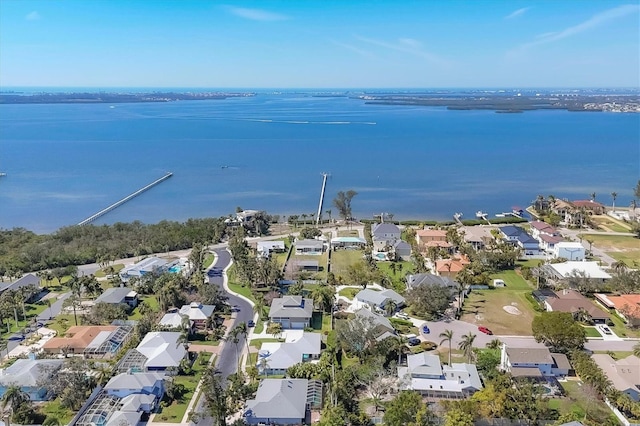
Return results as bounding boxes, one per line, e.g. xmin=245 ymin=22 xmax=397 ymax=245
xmin=0 ymin=302 xmax=50 ymax=338
xmin=377 ymin=261 xmax=414 ymax=292
xmin=330 ymin=250 xmax=364 ymax=280
xmin=48 ymin=314 xmax=79 ymax=335
xmin=94 ymin=263 xmax=124 ymax=278
xmin=577 ymin=234 xmax=640 ymax=266
xmin=246 ymin=351 xmax=258 ymax=367
xmin=289 ymin=253 xmax=328 ymax=280
xmin=254 ymin=320 xmax=265 ymax=334
xmin=203 ymin=254 xmax=215 ymax=269
xmin=338 ymin=287 xmax=366 ymax=299
xmin=311 ymin=312 xmax=331 ymax=332
xmin=337 ymin=230 xmax=360 ymax=237
xmin=607 ymin=311 xmax=640 ymax=338
xmin=461 ymin=270 xmax=539 ymax=336
xmin=582 ymin=326 xmax=601 ymax=338
xmin=128 ymin=296 xmax=160 ymax=320
xmin=552 ymin=380 xmax=618 ymax=424
xmin=154 ymin=353 xmax=212 ymax=423
xmin=39 ymin=398 xmax=75 ymax=425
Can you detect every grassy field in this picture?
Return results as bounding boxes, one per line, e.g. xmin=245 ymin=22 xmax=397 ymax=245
xmin=590 ymin=215 xmax=632 ymax=233
xmin=287 ymin=253 xmax=328 ymax=280
xmin=606 ymin=310 xmax=640 ymax=338
xmin=93 ymin=263 xmax=124 ymax=278
xmin=337 ymin=230 xmax=360 ymax=237
xmin=377 ymin=261 xmax=414 ymax=292
xmin=582 ymin=326 xmax=601 ymax=338
xmin=154 ymin=352 xmax=212 ymax=423
xmin=47 ymin=314 xmax=79 ymax=335
xmin=338 ymin=287 xmax=368 ymax=299
xmin=329 ymin=250 xmax=363 ymax=280
xmin=249 ymin=338 xmax=281 ymax=348
xmin=128 ymin=296 xmax=160 ymax=320
xmin=203 ymin=254 xmax=215 ymax=269
xmin=461 ymin=270 xmax=539 ymax=335
xmin=578 ymin=234 xmax=640 ymax=265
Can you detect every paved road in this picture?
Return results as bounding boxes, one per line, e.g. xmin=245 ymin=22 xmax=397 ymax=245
xmin=191 ymin=248 xmax=253 ymax=426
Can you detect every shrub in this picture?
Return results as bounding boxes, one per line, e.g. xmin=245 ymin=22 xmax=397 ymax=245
xmin=420 ymin=341 xmax=437 ymax=351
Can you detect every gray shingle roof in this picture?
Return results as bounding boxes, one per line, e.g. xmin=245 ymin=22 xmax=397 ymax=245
xmin=95 ymin=287 xmax=135 ymax=304
xmin=0 ymin=359 xmax=63 ymax=387
xmin=0 ymin=273 xmax=40 ymax=294
xmin=295 ymin=239 xmax=324 ymax=249
xmin=506 ymin=347 xmax=553 ymax=364
xmin=355 ymin=308 xmax=394 ymax=332
xmin=269 ymin=296 xmax=313 ymax=319
xmin=355 ymin=288 xmax=405 ymax=307
xmin=104 ymin=372 xmax=165 ymax=391
xmin=372 ymin=223 xmax=401 ymax=237
xmin=245 ymin=379 xmax=308 ymax=420
xmin=406 ymin=273 xmax=458 ymax=290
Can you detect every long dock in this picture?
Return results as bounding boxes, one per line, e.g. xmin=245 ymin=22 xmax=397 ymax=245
xmin=77 ymin=172 xmax=173 ymax=226
xmin=316 ymin=173 xmax=329 ymax=225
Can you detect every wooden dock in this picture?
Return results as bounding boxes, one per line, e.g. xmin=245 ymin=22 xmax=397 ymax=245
xmin=77 ymin=172 xmax=173 ymax=226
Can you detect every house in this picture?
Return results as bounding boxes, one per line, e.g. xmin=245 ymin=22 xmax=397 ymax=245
xmin=42 ymin=325 xmax=132 ymax=357
xmin=460 ymin=226 xmax=496 ymax=251
xmin=544 ymin=261 xmax=612 ymax=283
xmin=355 ymin=288 xmax=405 ymax=312
xmin=111 ymin=331 xmax=187 ymax=374
xmin=354 ymin=308 xmax=396 ymax=341
xmin=119 ymin=257 xmax=172 ymax=282
xmin=244 ymin=379 xmax=310 ymax=425
xmin=529 ymin=221 xmax=559 ymax=241
xmin=158 ymin=311 xmax=194 ymax=333
xmin=591 ymin=354 xmax=640 ymax=402
xmin=435 ymin=256 xmax=470 ymax=278
xmin=406 ymin=273 xmax=459 ymax=292
xmin=416 ymin=229 xmax=451 ymax=250
xmin=539 ymin=234 xmax=564 ymax=252
xmin=257 ymin=241 xmax=286 ymax=258
xmin=392 ymin=240 xmax=412 ymax=261
xmin=331 ymin=236 xmax=367 ymax=250
xmin=372 ymin=222 xmax=401 ymax=242
xmin=257 ymin=331 xmax=322 ymax=375
xmin=0 ymin=273 xmax=41 ymax=300
xmin=94 ymin=287 xmax=139 ymax=308
xmin=572 ymin=200 xmax=606 ymax=215
xmin=293 ymin=260 xmax=319 ymax=272
xmin=499 ymin=226 xmax=540 ymax=255
xmin=104 ymin=372 xmax=165 ymax=400
xmin=544 ymin=289 xmax=609 ymax=323
xmin=236 ymin=209 xmax=261 ymax=223
xmin=595 ymin=293 xmax=640 ymax=326
xmin=75 ymin=373 xmax=165 ymax=426
xmin=553 ymin=242 xmax=586 ymax=261
xmin=500 ymin=345 xmax=572 ymax=378
xmin=0 ymin=358 xmax=63 ymax=401
xmin=294 ymin=239 xmax=325 ymax=255
xmin=269 ymin=296 xmax=314 ymax=329
xmin=178 ymin=302 xmax=215 ymax=330
xmin=398 ymin=353 xmax=482 ymax=399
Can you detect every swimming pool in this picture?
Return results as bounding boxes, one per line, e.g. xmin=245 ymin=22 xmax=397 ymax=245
xmin=169 ymin=265 xmax=182 ymax=273
xmin=375 ymin=253 xmax=387 ymax=260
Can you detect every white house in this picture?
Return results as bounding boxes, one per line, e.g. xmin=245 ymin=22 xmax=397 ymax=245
xmin=354 ymin=288 xmax=405 ymax=313
xmin=294 ymin=239 xmax=325 ymax=255
xmin=257 ymin=241 xmax=286 ymax=258
xmin=398 ymin=353 xmax=483 ymax=399
xmin=591 ymin=354 xmax=640 ymax=402
xmin=257 ymin=331 xmax=321 ymax=376
xmin=500 ymin=344 xmax=572 ymax=378
xmin=244 ymin=379 xmax=310 ymax=425
xmin=553 ymin=242 xmax=586 ymax=261
xmin=120 ymin=257 xmax=175 ymax=282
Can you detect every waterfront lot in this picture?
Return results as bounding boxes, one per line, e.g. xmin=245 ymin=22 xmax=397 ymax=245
xmin=330 ymin=250 xmax=363 ymax=280
xmin=460 ymin=270 xmax=539 ymax=336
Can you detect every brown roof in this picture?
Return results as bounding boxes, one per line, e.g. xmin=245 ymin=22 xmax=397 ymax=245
xmin=424 ymin=240 xmax=452 ymax=248
xmin=572 ymin=200 xmax=605 ymax=209
xmin=607 ymin=294 xmax=640 ymax=319
xmin=43 ymin=325 xmax=117 ymax=351
xmin=551 ymin=353 xmax=572 ymax=370
xmin=546 ymin=298 xmax=609 ymax=320
xmin=540 ymin=234 xmax=563 ymax=244
xmin=506 ymin=347 xmax=553 ymax=364
xmin=510 ymin=367 xmax=543 ymax=378
xmin=530 ymin=221 xmax=556 ymax=233
xmin=436 ymin=258 xmax=469 ymax=274
xmin=416 ymin=229 xmax=447 ymax=238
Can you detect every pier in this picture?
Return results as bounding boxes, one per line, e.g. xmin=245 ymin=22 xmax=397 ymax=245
xmin=315 ymin=173 xmax=329 ymax=225
xmin=77 ymin=172 xmax=173 ymax=226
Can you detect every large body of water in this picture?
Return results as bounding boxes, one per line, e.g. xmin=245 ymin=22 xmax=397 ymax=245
xmin=1 ymin=94 xmax=638 ymax=234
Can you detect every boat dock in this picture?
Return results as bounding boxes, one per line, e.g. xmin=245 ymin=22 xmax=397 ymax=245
xmin=77 ymin=172 xmax=173 ymax=226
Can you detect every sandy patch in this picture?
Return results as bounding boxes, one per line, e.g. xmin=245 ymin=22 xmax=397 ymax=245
xmin=503 ymin=305 xmax=522 ymax=315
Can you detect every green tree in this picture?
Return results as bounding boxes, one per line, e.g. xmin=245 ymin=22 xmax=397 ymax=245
xmin=267 ymin=322 xmax=283 ymax=340
xmin=408 ymin=283 xmax=452 ymax=319
xmin=332 ymin=190 xmax=358 ymax=223
xmin=634 ymin=342 xmax=640 ymax=358
xmin=1 ymin=385 xmax=30 ymax=424
xmin=383 ymin=390 xmax=427 ymax=426
xmin=201 ymin=367 xmax=227 ymax=426
xmin=311 ymin=284 xmax=335 ymax=312
xmin=444 ymin=408 xmax=474 ymax=426
xmin=532 ymin=312 xmax=586 ymax=352
xmin=458 ymin=332 xmax=476 ymax=363
xmin=439 ymin=329 xmax=454 ymax=365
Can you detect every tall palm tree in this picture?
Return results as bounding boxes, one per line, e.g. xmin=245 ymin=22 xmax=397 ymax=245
xmin=486 ymin=338 xmax=502 ymax=350
xmin=591 ymin=192 xmax=596 ymax=202
xmin=311 ymin=285 xmax=335 ymax=313
xmin=384 ymin=300 xmax=397 ymax=317
xmin=611 ymin=192 xmax=618 ymax=211
xmin=458 ymin=332 xmax=477 ymax=363
xmin=633 ymin=342 xmax=640 ymax=358
xmin=439 ymin=329 xmax=454 ymax=366
xmin=325 ymin=209 xmax=332 ymax=224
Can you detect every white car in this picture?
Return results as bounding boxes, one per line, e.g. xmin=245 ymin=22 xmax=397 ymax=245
xmin=599 ymin=324 xmax=612 ymax=335
xmin=395 ymin=312 xmax=410 ymax=320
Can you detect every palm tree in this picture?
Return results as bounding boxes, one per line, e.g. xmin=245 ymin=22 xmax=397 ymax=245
xmin=458 ymin=332 xmax=476 ymax=363
xmin=439 ymin=329 xmax=454 ymax=366
xmin=311 ymin=285 xmax=335 ymax=313
xmin=325 ymin=209 xmax=332 ymax=224
xmin=591 ymin=192 xmax=596 ymax=202
xmin=384 ymin=300 xmax=397 ymax=317
xmin=1 ymin=385 xmax=29 ymax=425
xmin=611 ymin=192 xmax=618 ymax=211
xmin=486 ymin=338 xmax=502 ymax=350
xmin=301 ymin=214 xmax=308 ymax=225
xmin=633 ymin=342 xmax=640 ymax=358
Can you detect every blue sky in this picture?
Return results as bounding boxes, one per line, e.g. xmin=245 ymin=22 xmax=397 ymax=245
xmin=1 ymin=1 xmax=639 ymax=88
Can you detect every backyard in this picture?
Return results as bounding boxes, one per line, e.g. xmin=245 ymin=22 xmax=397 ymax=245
xmin=329 ymin=249 xmax=363 ymax=281
xmin=461 ymin=269 xmax=539 ymax=336
xmin=286 ymin=253 xmax=328 ymax=281
xmin=547 ymin=380 xmax=618 ymax=424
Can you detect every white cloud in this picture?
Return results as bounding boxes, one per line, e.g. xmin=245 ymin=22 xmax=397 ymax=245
xmin=505 ymin=7 xmax=531 ymax=20
xmin=26 ymin=11 xmax=41 ymax=21
xmin=329 ymin=39 xmax=374 ymax=58
xmin=355 ymin=35 xmax=449 ymax=66
xmin=226 ymin=6 xmax=289 ymax=21
xmin=518 ymin=4 xmax=640 ymax=49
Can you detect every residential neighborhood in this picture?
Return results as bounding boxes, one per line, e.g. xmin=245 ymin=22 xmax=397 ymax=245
xmin=0 ymin=195 xmax=639 ymax=426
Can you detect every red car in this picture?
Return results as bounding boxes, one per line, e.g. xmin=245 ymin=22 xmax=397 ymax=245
xmin=478 ymin=326 xmax=493 ymax=335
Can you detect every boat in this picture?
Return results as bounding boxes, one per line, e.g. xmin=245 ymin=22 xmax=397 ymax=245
xmin=495 ymin=213 xmax=507 ymax=218
xmin=221 ymin=165 xmax=229 ymax=169
xmin=0 ymin=172 xmax=6 ymax=177
xmin=476 ymin=211 xmax=488 ymax=218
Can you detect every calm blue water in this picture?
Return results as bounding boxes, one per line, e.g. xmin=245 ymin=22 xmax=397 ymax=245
xmin=1 ymin=94 xmax=638 ymax=233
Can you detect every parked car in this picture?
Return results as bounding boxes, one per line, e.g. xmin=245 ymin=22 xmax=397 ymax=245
xmin=395 ymin=312 xmax=410 ymax=320
xmin=230 ymin=305 xmax=240 ymax=312
xmin=247 ymin=320 xmax=255 ymax=327
xmin=422 ymin=324 xmax=430 ymax=334
xmin=478 ymin=326 xmax=493 ymax=335
xmin=8 ymin=335 xmax=25 ymax=341
xmin=599 ymin=324 xmax=612 ymax=335
xmin=408 ymin=337 xmax=421 ymax=346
